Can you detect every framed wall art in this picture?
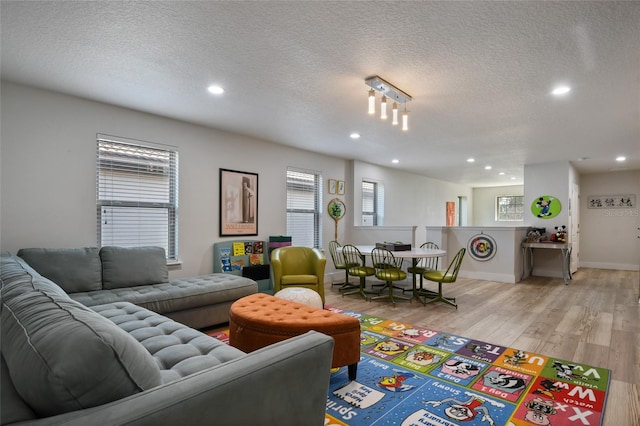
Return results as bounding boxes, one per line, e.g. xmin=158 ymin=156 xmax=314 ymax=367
xmin=337 ymin=180 xmax=345 ymax=195
xmin=530 ymin=195 xmax=561 ymax=219
xmin=219 ymin=168 xmax=258 ymax=236
xmin=587 ymin=194 xmax=635 ymax=209
xmin=328 ymin=179 xmax=337 ymax=194
xmin=468 ymin=233 xmax=497 ymax=261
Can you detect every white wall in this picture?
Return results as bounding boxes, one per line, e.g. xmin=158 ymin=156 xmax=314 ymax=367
xmin=0 ymin=82 xmax=476 ymax=279
xmin=472 ymin=185 xmax=524 ymax=226
xmin=580 ymin=171 xmax=640 ymax=270
xmin=0 ymin=82 xmax=348 ymax=277
xmin=350 ymin=160 xmax=473 ymax=244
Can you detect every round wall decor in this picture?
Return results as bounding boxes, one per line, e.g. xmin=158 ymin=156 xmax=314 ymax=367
xmin=531 ymin=195 xmax=561 ymax=219
xmin=468 ymin=233 xmax=497 ymax=261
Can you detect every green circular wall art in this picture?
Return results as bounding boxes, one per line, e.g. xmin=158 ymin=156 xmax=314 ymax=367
xmin=531 ymin=195 xmax=561 ymax=219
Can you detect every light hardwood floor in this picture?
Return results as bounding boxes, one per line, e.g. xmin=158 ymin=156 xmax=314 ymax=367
xmin=323 ymin=268 xmax=639 ymax=426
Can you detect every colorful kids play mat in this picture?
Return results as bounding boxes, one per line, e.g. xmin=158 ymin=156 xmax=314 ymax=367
xmin=211 ymin=306 xmax=610 ymax=426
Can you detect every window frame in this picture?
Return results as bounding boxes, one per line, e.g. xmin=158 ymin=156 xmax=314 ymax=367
xmin=286 ymin=167 xmax=322 ymax=248
xmin=96 ymin=135 xmax=179 ymax=260
xmin=495 ymin=195 xmax=524 ymax=222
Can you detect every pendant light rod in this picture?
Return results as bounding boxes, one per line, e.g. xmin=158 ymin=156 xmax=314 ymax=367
xmin=365 ymin=75 xmax=412 ymax=104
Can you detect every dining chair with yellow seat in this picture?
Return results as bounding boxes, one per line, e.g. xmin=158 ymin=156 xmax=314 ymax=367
xmin=404 ymin=241 xmax=440 ymax=295
xmin=271 ymin=246 xmax=326 ymax=305
xmin=340 ymin=244 xmax=375 ymax=299
xmin=328 ymin=240 xmax=357 ymax=292
xmin=370 ymin=247 xmax=411 ymax=305
xmin=421 ymin=248 xmax=466 ymax=309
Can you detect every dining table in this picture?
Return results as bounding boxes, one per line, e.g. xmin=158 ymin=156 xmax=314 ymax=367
xmin=346 ymin=245 xmax=447 ymax=305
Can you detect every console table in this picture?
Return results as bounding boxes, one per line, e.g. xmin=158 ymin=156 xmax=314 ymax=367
xmin=521 ymin=242 xmax=572 ymax=285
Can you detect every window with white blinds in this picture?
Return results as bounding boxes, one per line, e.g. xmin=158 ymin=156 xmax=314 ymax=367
xmin=496 ymin=195 xmax=524 ymax=221
xmin=286 ymin=168 xmax=322 ymax=248
xmin=97 ymin=135 xmax=179 ymax=260
xmin=362 ymin=180 xmax=384 ymax=226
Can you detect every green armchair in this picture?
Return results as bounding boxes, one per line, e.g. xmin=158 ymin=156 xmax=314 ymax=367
xmin=271 ymin=246 xmax=326 ymax=304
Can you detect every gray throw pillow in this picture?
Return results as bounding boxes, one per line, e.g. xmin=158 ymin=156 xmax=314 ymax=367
xmin=1 ymin=286 xmax=162 ymax=416
xmin=100 ymin=246 xmax=168 ymax=289
xmin=17 ymin=247 xmax=102 ymax=293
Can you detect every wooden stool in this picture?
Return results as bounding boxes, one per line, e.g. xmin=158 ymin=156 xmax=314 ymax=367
xmin=229 ymin=293 xmax=360 ymax=380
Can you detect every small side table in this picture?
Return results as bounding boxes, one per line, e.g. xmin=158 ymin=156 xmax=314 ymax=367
xmin=521 ymin=242 xmax=572 ymax=285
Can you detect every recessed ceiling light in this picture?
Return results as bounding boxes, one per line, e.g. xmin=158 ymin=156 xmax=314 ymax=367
xmin=484 ymin=165 xmax=492 ymax=170
xmin=392 ymin=159 xmax=399 ymax=164
xmin=498 ymin=172 xmax=505 ymax=176
xmin=552 ymin=85 xmax=571 ymax=96
xmin=207 ymin=85 xmax=224 ymax=95
xmin=350 ymin=133 xmax=361 ymax=139
xmin=466 ymin=158 xmax=475 ymax=163
xmin=511 ymin=176 xmax=517 ymax=180
xmin=616 ymin=156 xmax=626 ymax=162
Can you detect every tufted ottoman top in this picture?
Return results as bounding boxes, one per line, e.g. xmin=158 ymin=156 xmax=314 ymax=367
xmin=228 ymin=293 xmax=360 ymax=370
xmin=229 ymin=293 xmax=359 ymax=336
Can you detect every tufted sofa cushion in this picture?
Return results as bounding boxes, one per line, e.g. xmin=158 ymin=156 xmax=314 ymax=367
xmin=17 ymin=247 xmax=102 ymax=293
xmin=91 ymin=302 xmax=246 ymax=383
xmin=0 ymin=256 xmax=162 ymax=417
xmin=70 ymin=273 xmax=257 ymax=314
xmin=100 ymin=246 xmax=169 ymax=289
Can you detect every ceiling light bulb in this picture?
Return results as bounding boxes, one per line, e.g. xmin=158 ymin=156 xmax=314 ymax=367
xmin=380 ymin=95 xmax=388 ymax=120
xmin=467 ymin=158 xmax=475 ymax=163
xmin=350 ymin=133 xmax=361 ymax=139
xmin=552 ymin=85 xmax=571 ymax=96
xmin=392 ymin=102 xmax=398 ymax=125
xmin=485 ymin=165 xmax=492 ymax=170
xmin=392 ymin=159 xmax=399 ymax=164
xmin=207 ymin=85 xmax=224 ymax=95
xmin=402 ymin=108 xmax=408 ymax=131
xmin=368 ymin=89 xmax=376 ymax=115
xmin=616 ymin=156 xmax=626 ymax=162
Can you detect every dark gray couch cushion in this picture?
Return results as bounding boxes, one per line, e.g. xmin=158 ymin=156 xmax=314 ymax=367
xmin=91 ymin=302 xmax=247 ymax=383
xmin=17 ymin=247 xmax=102 ymax=293
xmin=1 ymin=256 xmax=162 ymax=417
xmin=101 ymin=246 xmax=168 ymax=289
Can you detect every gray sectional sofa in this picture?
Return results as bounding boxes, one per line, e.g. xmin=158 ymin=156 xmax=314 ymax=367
xmin=16 ymin=246 xmax=257 ymax=329
xmin=1 ymin=249 xmax=335 ymax=425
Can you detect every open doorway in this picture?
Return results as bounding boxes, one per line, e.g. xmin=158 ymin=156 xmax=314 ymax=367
xmin=458 ymin=196 xmax=468 ymax=226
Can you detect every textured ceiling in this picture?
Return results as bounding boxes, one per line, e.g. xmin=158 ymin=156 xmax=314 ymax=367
xmin=2 ymin=1 xmax=639 ymax=187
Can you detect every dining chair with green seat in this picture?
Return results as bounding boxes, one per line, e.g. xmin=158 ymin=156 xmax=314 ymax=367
xmin=370 ymin=247 xmax=411 ymax=305
xmin=421 ymin=248 xmax=466 ymax=309
xmin=404 ymin=242 xmax=440 ymax=295
xmin=340 ymin=244 xmax=375 ymax=299
xmin=328 ymin=240 xmax=356 ymax=291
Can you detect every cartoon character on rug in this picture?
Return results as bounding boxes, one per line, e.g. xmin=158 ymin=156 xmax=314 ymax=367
xmin=376 ymin=371 xmax=420 ymax=392
xmin=422 ymin=395 xmax=497 ymax=425
xmin=504 ymin=349 xmax=527 ymax=367
xmin=374 ymin=340 xmax=409 ymax=356
xmin=483 ymin=372 xmax=527 ymax=395
xmin=441 ymin=359 xmax=481 ymax=379
xmin=523 ymin=397 xmax=556 ymax=425
xmin=551 ymin=361 xmax=590 ymax=381
xmin=404 ymin=349 xmax=441 ymax=366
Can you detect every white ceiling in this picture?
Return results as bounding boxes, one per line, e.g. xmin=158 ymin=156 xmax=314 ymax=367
xmin=2 ymin=1 xmax=639 ymax=187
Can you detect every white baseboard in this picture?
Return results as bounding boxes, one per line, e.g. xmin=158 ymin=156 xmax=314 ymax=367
xmin=579 ymin=262 xmax=640 ymax=271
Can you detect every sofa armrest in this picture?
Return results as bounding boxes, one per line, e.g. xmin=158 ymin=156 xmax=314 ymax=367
xmin=18 ymin=331 xmax=334 ymax=426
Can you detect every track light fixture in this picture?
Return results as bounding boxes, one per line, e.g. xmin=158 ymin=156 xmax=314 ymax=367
xmin=365 ymin=75 xmax=412 ymax=131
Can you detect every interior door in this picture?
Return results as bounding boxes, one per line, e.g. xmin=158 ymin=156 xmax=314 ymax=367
xmin=570 ymin=183 xmax=580 ymax=273
xmin=636 ymin=216 xmax=640 ymax=303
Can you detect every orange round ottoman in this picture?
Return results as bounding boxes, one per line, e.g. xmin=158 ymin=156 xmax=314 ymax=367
xmin=229 ymin=293 xmax=361 ymax=380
